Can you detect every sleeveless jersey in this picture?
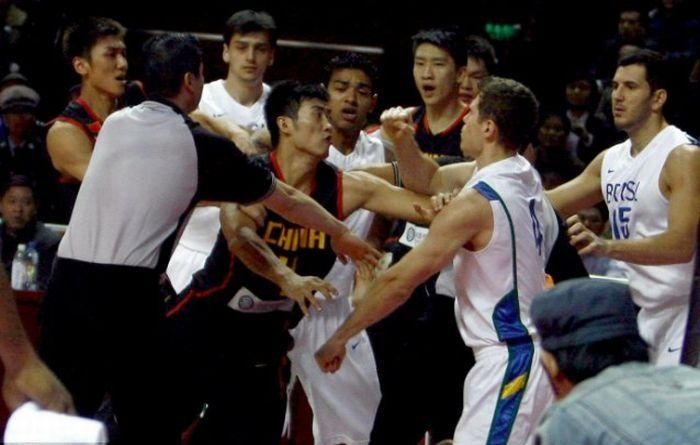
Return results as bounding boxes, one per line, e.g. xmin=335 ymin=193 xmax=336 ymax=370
xmin=53 ymin=98 xmax=102 ymax=184
xmin=601 ymin=125 xmax=696 ymax=310
xmin=412 ymin=104 xmax=468 ymax=159
xmin=199 ymin=80 xmax=270 ymax=132
xmin=453 ymin=155 xmax=558 ymax=348
xmin=177 ymin=152 xmax=341 ymax=317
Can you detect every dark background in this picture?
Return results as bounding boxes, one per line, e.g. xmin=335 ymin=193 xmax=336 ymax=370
xmin=7 ymin=0 xmax=674 ymax=122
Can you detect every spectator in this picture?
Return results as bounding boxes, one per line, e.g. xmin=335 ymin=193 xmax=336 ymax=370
xmin=532 ymin=278 xmax=700 ymax=445
xmin=0 ymin=175 xmax=61 ymax=290
xmin=597 ymin=2 xmax=658 ymax=81
xmin=533 ymin=111 xmax=582 ymax=189
xmin=563 ymin=71 xmax=619 ymax=164
xmin=0 ymin=85 xmax=58 ymax=218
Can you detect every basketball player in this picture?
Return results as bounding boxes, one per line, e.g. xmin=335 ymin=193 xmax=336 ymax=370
xmin=317 ymin=77 xmax=557 ymax=445
xmin=166 ymin=80 xmax=434 ymax=444
xmin=548 ymin=49 xmax=700 ymax=365
xmin=167 ymin=9 xmax=277 ymax=293
xmin=288 ymin=53 xmax=387 ymax=445
xmin=47 ymin=17 xmax=127 ymax=221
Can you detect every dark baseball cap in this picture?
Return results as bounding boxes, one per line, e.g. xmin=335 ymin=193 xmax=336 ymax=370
xmin=531 ymin=278 xmax=641 ymax=351
xmin=0 ymin=85 xmax=40 ymax=113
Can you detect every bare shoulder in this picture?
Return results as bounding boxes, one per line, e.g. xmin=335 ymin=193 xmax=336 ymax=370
xmin=46 ymin=121 xmax=92 ymax=151
xmin=663 ymin=144 xmax=700 ymax=176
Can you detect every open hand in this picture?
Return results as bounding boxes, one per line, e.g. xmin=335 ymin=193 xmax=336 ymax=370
xmin=280 ymin=274 xmax=337 ymax=316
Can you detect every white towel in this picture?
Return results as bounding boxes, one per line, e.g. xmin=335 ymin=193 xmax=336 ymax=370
xmin=4 ymin=402 xmax=107 ymax=444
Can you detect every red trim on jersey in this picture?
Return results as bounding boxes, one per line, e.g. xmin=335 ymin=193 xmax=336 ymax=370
xmin=166 ymin=255 xmax=238 ymax=317
xmin=53 ymin=116 xmax=97 ymax=143
xmin=421 ymin=106 xmax=469 ymax=137
xmin=337 ymin=170 xmax=344 ymax=221
xmin=441 ymin=106 xmax=469 ymax=136
xmin=270 ymin=151 xmax=285 ymax=181
xmin=75 ymin=97 xmax=104 ymax=125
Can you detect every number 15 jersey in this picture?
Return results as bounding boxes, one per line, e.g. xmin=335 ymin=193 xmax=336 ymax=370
xmin=601 ymin=125 xmax=696 ymax=311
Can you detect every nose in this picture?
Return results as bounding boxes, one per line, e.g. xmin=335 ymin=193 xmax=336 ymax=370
xmin=117 ymin=53 xmax=128 ymax=70
xmin=345 ymin=88 xmax=358 ymax=105
xmin=420 ymin=64 xmax=433 ymax=79
xmin=246 ymin=46 xmax=256 ymax=61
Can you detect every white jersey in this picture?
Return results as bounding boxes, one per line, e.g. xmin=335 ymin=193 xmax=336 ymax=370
xmin=601 ymin=125 xmax=696 ymax=364
xmin=166 ymin=80 xmax=270 ymax=292
xmin=288 ymin=131 xmax=384 ymax=445
xmin=451 ymin=155 xmax=557 ymax=445
xmin=453 ymin=155 xmax=558 ymax=349
xmin=199 ymin=79 xmax=270 ymax=132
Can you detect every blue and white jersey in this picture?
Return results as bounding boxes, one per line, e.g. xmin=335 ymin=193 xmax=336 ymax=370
xmin=601 ymin=125 xmax=696 ymax=310
xmin=452 ymin=155 xmax=558 ymax=348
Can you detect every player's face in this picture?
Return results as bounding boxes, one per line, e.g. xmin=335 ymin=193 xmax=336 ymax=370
xmin=224 ymin=32 xmax=274 ymax=84
xmin=460 ymin=95 xmax=484 ymax=158
xmin=413 ymin=43 xmax=460 ymax=107
xmin=611 ymin=64 xmax=657 ymax=132
xmin=458 ymin=57 xmax=488 ymax=105
xmin=326 ymin=68 xmax=375 ymax=135
xmin=292 ymin=98 xmax=333 ymax=157
xmin=82 ymin=36 xmax=128 ymax=98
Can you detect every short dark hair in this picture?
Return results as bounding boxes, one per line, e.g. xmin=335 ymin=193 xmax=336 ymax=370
xmin=477 ymin=77 xmax=539 ymax=150
xmin=142 ymin=33 xmax=202 ymax=99
xmin=61 ymin=16 xmax=126 ymax=64
xmin=618 ymin=49 xmax=670 ymax=93
xmin=324 ymin=52 xmax=378 ymax=92
xmin=412 ymin=27 xmax=467 ymax=68
xmin=550 ymin=335 xmax=649 ymax=383
xmin=265 ymin=80 xmax=328 ymax=147
xmin=466 ymin=35 xmax=497 ymax=74
xmin=223 ymin=10 xmax=277 ymax=47
xmin=1 ymin=175 xmax=35 ymax=199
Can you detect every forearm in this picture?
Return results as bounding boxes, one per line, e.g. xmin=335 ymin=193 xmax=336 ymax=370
xmin=230 ymin=226 xmax=296 ymax=285
xmin=0 ymin=274 xmax=36 ymax=373
xmin=266 ymin=182 xmax=348 ymax=239
xmin=604 ymin=233 xmax=697 ymax=265
xmin=393 ymin=131 xmax=439 ymax=194
xmin=331 ymin=270 xmax=412 ymax=344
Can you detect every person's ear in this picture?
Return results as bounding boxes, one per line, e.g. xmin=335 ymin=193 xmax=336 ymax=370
xmin=222 ymin=44 xmax=230 ymax=64
xmin=73 ymin=56 xmax=89 ymax=77
xmin=277 ymin=116 xmax=293 ymax=136
xmin=651 ymin=88 xmax=667 ymax=113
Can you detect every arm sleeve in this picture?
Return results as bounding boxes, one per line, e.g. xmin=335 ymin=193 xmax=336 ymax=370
xmin=192 ymin=126 xmax=276 ymax=204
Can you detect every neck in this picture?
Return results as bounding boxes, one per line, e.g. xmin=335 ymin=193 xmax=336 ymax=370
xmin=425 ymin=97 xmax=465 ymax=133
xmin=628 ymin=114 xmax=668 ymax=156
xmin=275 ymin=144 xmax=321 ymax=192
xmin=224 ymin=76 xmax=264 ymax=106
xmin=79 ymin=84 xmax=118 ymax=121
xmin=474 ymin=143 xmax=516 ymax=169
xmin=331 ymin=129 xmax=361 ymax=155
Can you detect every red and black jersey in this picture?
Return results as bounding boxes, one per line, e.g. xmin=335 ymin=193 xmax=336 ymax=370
xmin=170 ymin=152 xmax=342 ymax=319
xmin=54 ymin=97 xmax=103 ymax=144
xmin=411 ymin=105 xmax=468 ymax=159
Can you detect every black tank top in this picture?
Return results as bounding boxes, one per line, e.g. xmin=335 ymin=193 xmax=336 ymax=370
xmin=184 ymin=152 xmax=342 ymax=314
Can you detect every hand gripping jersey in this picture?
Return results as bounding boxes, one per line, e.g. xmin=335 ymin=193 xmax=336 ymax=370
xmin=601 ymin=125 xmax=697 ymax=364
